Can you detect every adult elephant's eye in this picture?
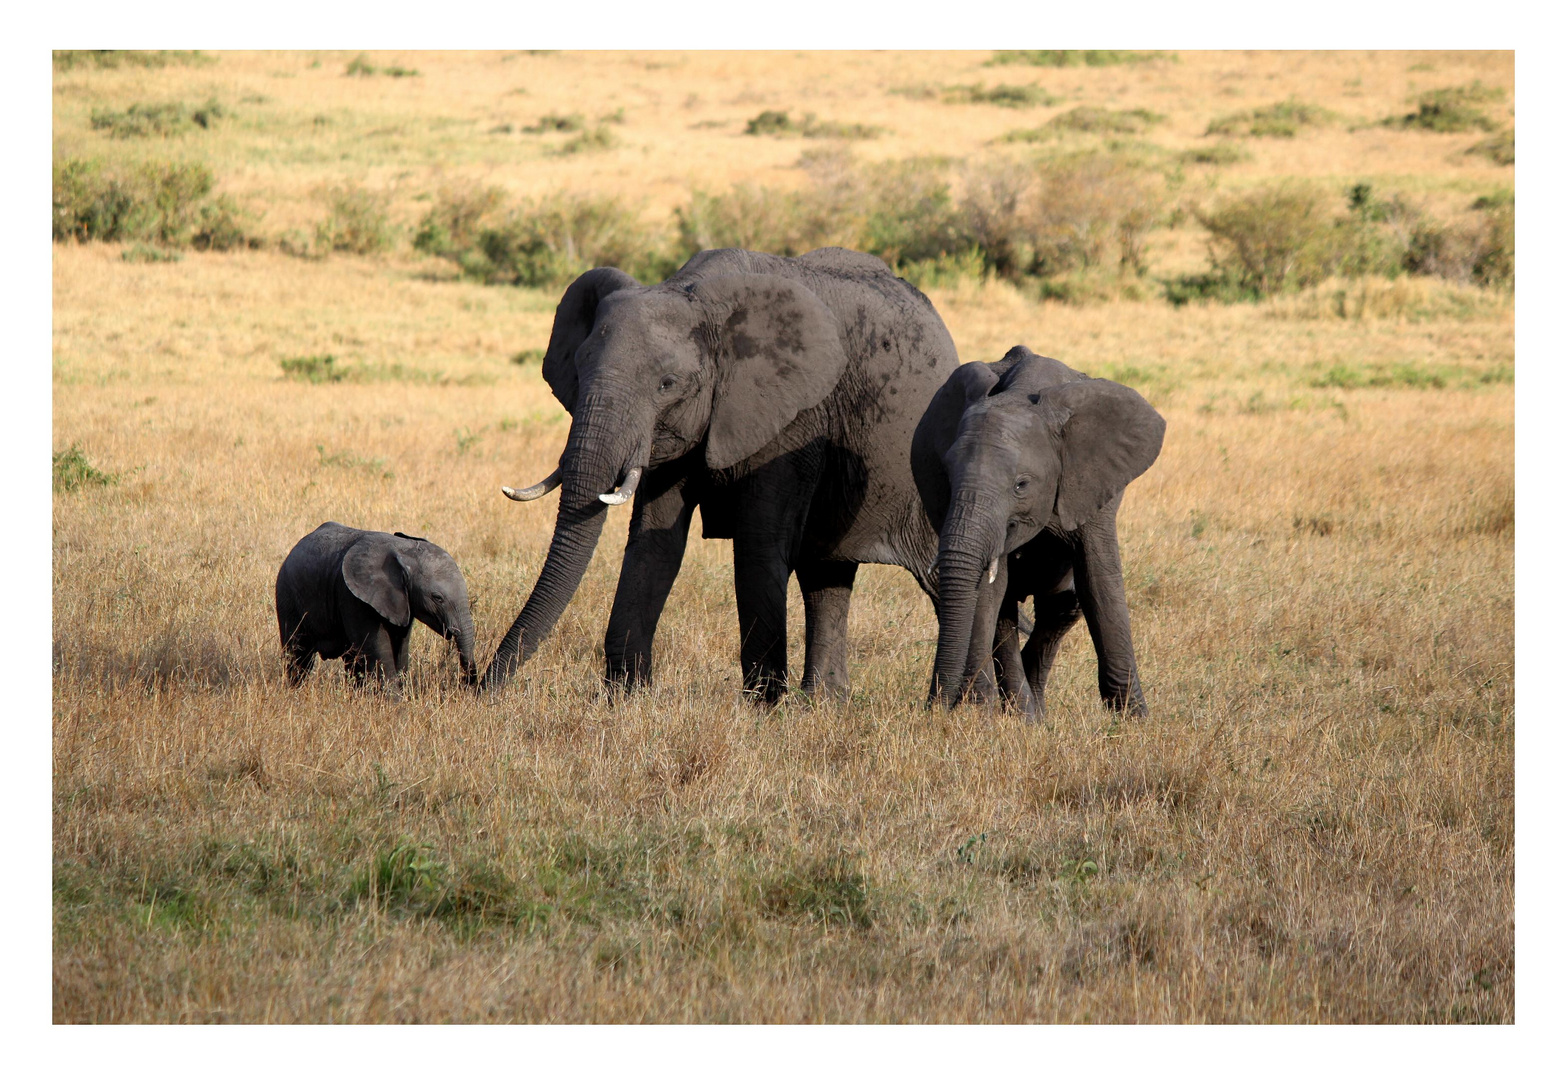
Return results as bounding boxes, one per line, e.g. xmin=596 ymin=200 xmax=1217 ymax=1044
xmin=1013 ymin=477 xmax=1030 ymax=497
xmin=431 ymin=593 xmax=444 ymax=604
xmin=659 ymin=375 xmax=678 ymax=393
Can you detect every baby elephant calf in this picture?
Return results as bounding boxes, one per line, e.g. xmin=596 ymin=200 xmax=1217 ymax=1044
xmin=276 ymin=522 xmax=477 ymax=692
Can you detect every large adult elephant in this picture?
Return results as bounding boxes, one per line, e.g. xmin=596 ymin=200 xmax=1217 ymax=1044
xmin=911 ymin=346 xmax=1165 ymax=718
xmin=482 ymin=247 xmax=961 ymax=701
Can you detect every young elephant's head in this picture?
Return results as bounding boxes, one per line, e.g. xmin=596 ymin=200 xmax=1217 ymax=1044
xmin=912 ymin=347 xmax=1166 ymax=706
xmin=484 ymin=258 xmax=850 ymax=687
xmin=343 ymin=532 xmax=477 ymax=685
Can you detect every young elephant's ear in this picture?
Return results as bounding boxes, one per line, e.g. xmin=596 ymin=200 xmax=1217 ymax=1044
xmin=540 ymin=266 xmax=639 ymax=414
xmin=342 ymin=537 xmax=412 ymax=627
xmin=693 ymin=275 xmax=850 ymax=471
xmin=1043 ymin=378 xmax=1167 ymax=532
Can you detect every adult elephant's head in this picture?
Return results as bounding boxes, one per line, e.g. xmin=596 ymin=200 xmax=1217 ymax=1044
xmin=913 ymin=351 xmax=1165 ymax=708
xmin=482 ymin=265 xmax=849 ymax=689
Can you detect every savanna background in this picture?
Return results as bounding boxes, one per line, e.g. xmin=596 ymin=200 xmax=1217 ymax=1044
xmin=52 ymin=49 xmax=1513 ymax=1022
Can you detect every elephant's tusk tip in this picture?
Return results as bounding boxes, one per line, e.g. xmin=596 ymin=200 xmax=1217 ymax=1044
xmin=987 ymin=558 xmax=999 ymax=584
xmin=501 ymin=486 xmax=517 ymax=499
xmin=599 ymin=490 xmax=632 ymax=505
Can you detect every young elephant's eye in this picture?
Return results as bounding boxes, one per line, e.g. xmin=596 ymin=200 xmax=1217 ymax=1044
xmin=658 ymin=374 xmax=678 ymax=393
xmin=430 ymin=593 xmax=444 ymax=604
xmin=1013 ymin=477 xmax=1030 ymax=497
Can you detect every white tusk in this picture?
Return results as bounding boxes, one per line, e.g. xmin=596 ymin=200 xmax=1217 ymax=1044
xmin=502 ymin=467 xmax=562 ymax=502
xmin=598 ymin=466 xmax=643 ymax=506
xmin=987 ymin=558 xmax=999 ymax=584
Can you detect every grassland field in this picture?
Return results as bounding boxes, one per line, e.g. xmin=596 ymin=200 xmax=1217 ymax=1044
xmin=52 ymin=50 xmax=1513 ymax=1023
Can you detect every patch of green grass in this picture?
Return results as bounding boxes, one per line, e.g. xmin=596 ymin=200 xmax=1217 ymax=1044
xmin=511 ymin=348 xmax=545 ymax=367
xmin=1207 ymin=99 xmax=1336 ymax=138
xmin=744 ymin=111 xmax=883 ymax=139
xmin=986 ymin=50 xmax=1169 ymax=68
xmin=1466 ymin=129 xmax=1514 ymax=165
xmin=1001 ymin=106 xmax=1163 ymax=141
xmin=90 ymin=98 xmax=227 ymax=139
xmin=1179 ymin=142 xmax=1251 ymax=166
xmin=1310 ymin=363 xmax=1450 ymax=390
xmin=314 ymin=183 xmax=393 ymax=255
xmin=524 ymin=113 xmax=584 ymax=134
xmin=344 ymin=54 xmax=421 ymax=78
xmin=940 ymin=83 xmax=1057 ymax=108
xmin=1386 ymin=82 xmax=1505 ymax=133
xmin=54 ymin=50 xmax=212 ymax=71
xmin=53 ymin=444 xmax=119 ymax=493
xmin=121 ymin=243 xmax=182 ymax=264
xmin=280 ymin=354 xmax=346 ymax=383
xmin=757 ymin=854 xmax=874 ymax=929
xmin=557 ymin=126 xmax=617 ymax=154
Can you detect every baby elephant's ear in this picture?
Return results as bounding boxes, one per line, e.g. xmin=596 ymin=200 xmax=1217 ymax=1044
xmin=1046 ymin=378 xmax=1166 ymax=532
xmin=342 ymin=537 xmax=411 ymax=626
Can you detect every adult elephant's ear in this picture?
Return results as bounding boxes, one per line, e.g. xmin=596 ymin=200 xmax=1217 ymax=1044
xmin=1043 ymin=378 xmax=1166 ymax=532
xmin=342 ymin=538 xmax=412 ymax=627
xmin=695 ymin=275 xmax=849 ymax=471
xmin=540 ymin=267 xmax=638 ymax=414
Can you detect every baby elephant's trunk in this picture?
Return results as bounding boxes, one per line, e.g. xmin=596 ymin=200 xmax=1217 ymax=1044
xmin=452 ymin=610 xmax=478 ymax=687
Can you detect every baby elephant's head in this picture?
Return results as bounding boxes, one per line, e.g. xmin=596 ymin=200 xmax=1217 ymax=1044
xmin=343 ymin=532 xmax=477 ymax=685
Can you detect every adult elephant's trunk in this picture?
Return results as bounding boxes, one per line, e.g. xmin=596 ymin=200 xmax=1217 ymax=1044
xmin=930 ymin=491 xmax=1005 ymax=709
xmin=481 ymin=396 xmax=639 ymax=690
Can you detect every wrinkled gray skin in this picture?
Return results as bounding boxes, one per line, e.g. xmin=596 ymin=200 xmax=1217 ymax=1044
xmin=912 ymin=347 xmax=1166 ymax=718
xmin=276 ymin=522 xmax=477 ymax=694
xmin=484 ymin=247 xmax=961 ymax=702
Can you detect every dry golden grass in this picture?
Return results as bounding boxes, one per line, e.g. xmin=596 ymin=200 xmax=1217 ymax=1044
xmin=53 ymin=51 xmax=1513 ymax=1023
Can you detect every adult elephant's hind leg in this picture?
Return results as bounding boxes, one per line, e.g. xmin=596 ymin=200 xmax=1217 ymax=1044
xmin=603 ymin=472 xmax=697 ymax=693
xmin=798 ymin=559 xmax=857 ymax=700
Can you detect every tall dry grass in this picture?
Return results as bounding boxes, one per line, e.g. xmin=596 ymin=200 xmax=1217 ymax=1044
xmin=53 ymin=50 xmax=1512 ymax=1023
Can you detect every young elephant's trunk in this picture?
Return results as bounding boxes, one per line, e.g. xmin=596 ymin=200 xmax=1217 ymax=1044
xmin=452 ymin=608 xmax=478 ymax=686
xmin=481 ymin=395 xmax=638 ymax=690
xmin=930 ymin=491 xmax=1006 ymax=709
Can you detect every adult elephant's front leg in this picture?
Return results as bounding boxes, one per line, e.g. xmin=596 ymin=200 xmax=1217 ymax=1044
xmin=798 ymin=559 xmax=857 ymax=700
xmin=1073 ymin=496 xmax=1147 ymax=716
xmin=603 ymin=470 xmax=697 ymax=691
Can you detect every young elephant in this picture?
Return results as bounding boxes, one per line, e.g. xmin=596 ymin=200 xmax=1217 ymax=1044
xmin=275 ymin=522 xmax=477 ymax=692
xmin=911 ymin=346 xmax=1166 ymax=718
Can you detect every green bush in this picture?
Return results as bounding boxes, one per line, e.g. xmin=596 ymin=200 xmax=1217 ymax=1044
xmin=940 ymin=83 xmax=1056 ymax=108
xmin=524 ymin=113 xmax=584 ymax=133
xmin=52 ymin=158 xmax=219 ymax=246
xmin=986 ymin=50 xmax=1167 ymax=68
xmin=1003 ymin=106 xmax=1162 ymax=141
xmin=1406 ymin=200 xmax=1513 ymax=288
xmin=90 ymin=98 xmax=226 ymax=138
xmin=677 ymin=184 xmax=844 ymax=258
xmin=191 ymin=196 xmax=258 ymax=252
xmin=558 ymin=126 xmax=617 ymax=154
xmin=280 ymin=355 xmax=347 ymax=383
xmin=1180 ymin=142 xmax=1251 ymax=165
xmin=1467 ymin=129 xmax=1515 ymax=165
xmin=54 ymin=50 xmax=210 ymax=71
xmin=743 ymin=111 xmax=883 ymax=139
xmin=422 ymin=190 xmax=672 ymax=287
xmin=1195 ymin=184 xmax=1341 ymax=294
xmin=314 ymin=183 xmax=393 ymax=255
xmin=1387 ymin=82 xmax=1504 ymax=133
xmin=1206 ymin=99 xmax=1335 ymax=138
xmin=53 ymin=444 xmax=118 ymax=492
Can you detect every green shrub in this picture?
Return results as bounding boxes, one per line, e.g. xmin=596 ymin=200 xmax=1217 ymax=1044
xmin=314 ymin=184 xmax=393 ymax=255
xmin=53 ymin=444 xmax=118 ymax=492
xmin=280 ymin=355 xmax=346 ymax=383
xmin=1195 ymin=184 xmax=1341 ymax=294
xmin=558 ymin=126 xmax=617 ymax=154
xmin=524 ymin=113 xmax=583 ymax=133
xmin=1207 ymin=99 xmax=1336 ymax=138
xmin=677 ymin=184 xmax=844 ymax=258
xmin=1003 ymin=106 xmax=1162 ymax=141
xmin=1467 ymin=129 xmax=1514 ymax=165
xmin=744 ymin=111 xmax=883 ymax=139
xmin=344 ymin=53 xmax=376 ymax=76
xmin=413 ymin=184 xmax=508 ymax=257
xmin=52 ymin=158 xmax=218 ymax=246
xmin=986 ymin=50 xmax=1168 ymax=67
xmin=1406 ymin=200 xmax=1513 ymax=288
xmin=1180 ymin=142 xmax=1251 ymax=166
xmin=53 ymin=50 xmax=210 ymax=71
xmin=431 ymin=191 xmax=671 ymax=287
xmin=1387 ymin=82 xmax=1504 ymax=133
xmin=121 ymin=243 xmax=182 ymax=263
xmin=940 ymin=83 xmax=1056 ymax=108
xmin=91 ymin=99 xmax=227 ymax=138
